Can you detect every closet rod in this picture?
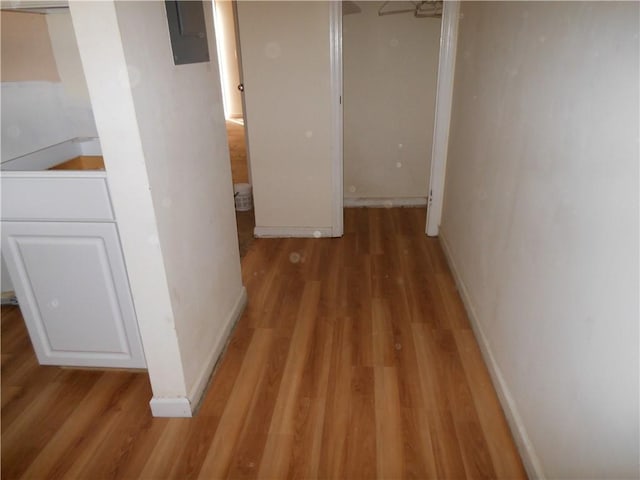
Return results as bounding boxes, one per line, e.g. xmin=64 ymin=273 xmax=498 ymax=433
xmin=378 ymin=1 xmax=442 ymax=18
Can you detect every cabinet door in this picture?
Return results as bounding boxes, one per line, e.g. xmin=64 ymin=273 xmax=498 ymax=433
xmin=1 ymin=222 xmax=146 ymax=368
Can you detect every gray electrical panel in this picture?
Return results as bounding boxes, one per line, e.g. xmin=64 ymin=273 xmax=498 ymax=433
xmin=165 ymin=1 xmax=210 ymax=65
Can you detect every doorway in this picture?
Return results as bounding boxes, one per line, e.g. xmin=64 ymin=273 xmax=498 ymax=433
xmin=334 ymin=1 xmax=459 ymax=238
xmin=219 ymin=1 xmax=457 ymax=241
xmin=341 ymin=0 xmax=442 ymax=228
xmin=212 ymin=0 xmax=255 ymax=257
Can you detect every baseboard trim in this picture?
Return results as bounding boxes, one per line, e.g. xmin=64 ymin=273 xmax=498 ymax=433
xmin=343 ymin=197 xmax=427 ymax=208
xmin=187 ymin=286 xmax=248 ymax=412
xmin=148 ymin=287 xmax=247 ymax=418
xmin=254 ymin=226 xmax=333 ymax=238
xmin=438 ymin=230 xmax=545 ymax=480
xmin=149 ymin=396 xmax=192 ymax=417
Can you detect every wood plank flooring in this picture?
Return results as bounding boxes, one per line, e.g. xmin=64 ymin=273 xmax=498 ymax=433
xmin=50 ymin=155 xmax=105 ymax=171
xmin=227 ymin=119 xmax=248 ymax=185
xmin=226 ymin=119 xmax=255 ymax=258
xmin=1 ymin=207 xmax=526 ymax=479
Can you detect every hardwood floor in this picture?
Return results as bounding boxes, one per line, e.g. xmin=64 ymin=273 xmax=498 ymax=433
xmin=49 ymin=156 xmax=105 ymax=171
xmin=1 ymin=208 xmax=526 ymax=479
xmin=226 ymin=119 xmax=255 ymax=258
xmin=227 ymin=119 xmax=249 ymax=185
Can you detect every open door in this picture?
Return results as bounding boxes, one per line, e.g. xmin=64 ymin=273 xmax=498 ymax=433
xmin=231 ymin=0 xmax=252 ymax=185
xmin=212 ymin=0 xmax=255 ymax=257
xmin=425 ymin=1 xmax=460 ymax=236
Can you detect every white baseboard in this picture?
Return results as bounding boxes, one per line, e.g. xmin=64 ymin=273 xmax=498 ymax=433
xmin=254 ymin=226 xmax=333 ymax=238
xmin=438 ymin=230 xmax=545 ymax=480
xmin=343 ymin=197 xmax=427 ymax=208
xmin=149 ymin=396 xmax=192 ymax=417
xmin=187 ymin=286 xmax=248 ymax=412
xmin=148 ymin=287 xmax=247 ymax=418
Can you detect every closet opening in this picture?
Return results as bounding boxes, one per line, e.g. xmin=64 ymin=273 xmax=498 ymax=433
xmin=341 ymin=0 xmax=443 ymax=226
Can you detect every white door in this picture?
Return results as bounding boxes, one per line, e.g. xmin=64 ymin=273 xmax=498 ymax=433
xmin=231 ymin=0 xmax=252 ymax=184
xmin=1 ymin=221 xmax=146 ymax=368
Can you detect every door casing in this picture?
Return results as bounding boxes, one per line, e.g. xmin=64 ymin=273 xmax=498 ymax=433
xmin=330 ymin=0 xmax=460 ymax=238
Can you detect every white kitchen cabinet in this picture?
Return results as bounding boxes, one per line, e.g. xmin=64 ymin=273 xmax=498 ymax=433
xmin=1 ymin=171 xmax=146 ymax=369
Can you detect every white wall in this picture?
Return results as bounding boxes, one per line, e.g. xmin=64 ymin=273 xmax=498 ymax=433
xmin=0 ymin=11 xmax=98 ymax=165
xmin=1 ymin=82 xmax=74 ymax=162
xmin=70 ymin=1 xmax=188 ymax=410
xmin=46 ymin=12 xmax=91 ymax=104
xmin=214 ymin=0 xmax=242 ymax=119
xmin=114 ymin=0 xmax=245 ymax=405
xmin=70 ymin=0 xmax=245 ymax=416
xmin=1 ymin=256 xmax=13 ymax=294
xmin=237 ymin=1 xmax=334 ymax=234
xmin=343 ymin=2 xmax=440 ymax=202
xmin=46 ymin=12 xmax=97 ymax=138
xmin=440 ymin=2 xmax=639 ymax=478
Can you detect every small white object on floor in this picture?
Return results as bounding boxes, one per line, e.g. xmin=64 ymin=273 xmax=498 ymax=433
xmin=234 ymin=183 xmax=253 ymax=211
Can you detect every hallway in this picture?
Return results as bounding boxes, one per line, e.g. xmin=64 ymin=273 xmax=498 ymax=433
xmin=1 ymin=208 xmax=525 ymax=479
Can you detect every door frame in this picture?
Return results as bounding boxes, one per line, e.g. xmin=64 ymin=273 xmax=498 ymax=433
xmin=425 ymin=0 xmax=460 ymax=236
xmin=210 ymin=0 xmax=253 ymax=186
xmin=329 ymin=1 xmax=344 ymax=237
xmin=331 ymin=0 xmax=460 ymax=238
xmin=231 ymin=0 xmax=253 ymax=185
